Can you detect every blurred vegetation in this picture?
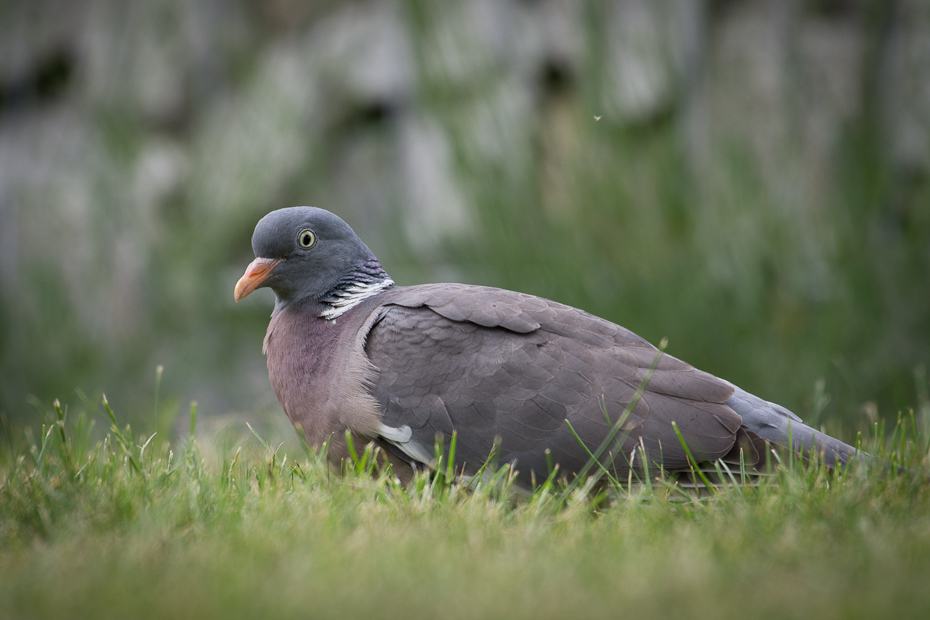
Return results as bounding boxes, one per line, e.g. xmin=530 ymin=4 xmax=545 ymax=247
xmin=0 ymin=0 xmax=928 ymax=442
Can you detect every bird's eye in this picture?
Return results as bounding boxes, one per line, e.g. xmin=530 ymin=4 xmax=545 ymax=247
xmin=297 ymin=229 xmax=317 ymax=248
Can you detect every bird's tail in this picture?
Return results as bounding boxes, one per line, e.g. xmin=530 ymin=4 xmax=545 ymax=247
xmin=724 ymin=384 xmax=864 ymax=469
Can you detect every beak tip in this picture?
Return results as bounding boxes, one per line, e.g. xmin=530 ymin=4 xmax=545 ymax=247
xmin=233 ymin=278 xmax=247 ymax=303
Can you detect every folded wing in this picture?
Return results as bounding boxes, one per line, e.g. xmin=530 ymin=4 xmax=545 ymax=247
xmin=365 ymin=284 xmax=753 ymax=484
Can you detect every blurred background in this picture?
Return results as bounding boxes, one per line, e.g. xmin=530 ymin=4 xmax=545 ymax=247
xmin=1 ymin=0 xmax=928 ymax=444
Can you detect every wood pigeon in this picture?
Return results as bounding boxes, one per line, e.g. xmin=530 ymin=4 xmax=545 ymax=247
xmin=234 ymin=207 xmax=860 ymax=487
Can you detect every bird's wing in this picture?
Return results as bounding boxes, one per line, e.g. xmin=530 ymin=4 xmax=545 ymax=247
xmin=365 ymin=284 xmax=745 ymax=484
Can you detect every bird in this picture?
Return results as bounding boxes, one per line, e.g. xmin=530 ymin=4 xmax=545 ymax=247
xmin=234 ymin=206 xmax=861 ymax=488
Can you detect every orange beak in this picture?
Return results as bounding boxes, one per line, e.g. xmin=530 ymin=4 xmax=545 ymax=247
xmin=234 ymin=257 xmax=282 ymax=302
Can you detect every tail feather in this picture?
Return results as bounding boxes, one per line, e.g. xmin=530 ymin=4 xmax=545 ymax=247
xmin=724 ymin=384 xmax=863 ymax=468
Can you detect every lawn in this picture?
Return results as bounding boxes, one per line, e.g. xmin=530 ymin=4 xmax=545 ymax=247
xmin=2 ymin=400 xmax=930 ymax=620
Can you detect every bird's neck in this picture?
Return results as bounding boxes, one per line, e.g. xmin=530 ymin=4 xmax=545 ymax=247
xmin=318 ymin=259 xmax=394 ymax=320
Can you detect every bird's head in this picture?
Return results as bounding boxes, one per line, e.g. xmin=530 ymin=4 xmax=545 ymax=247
xmin=234 ymin=207 xmax=385 ymax=309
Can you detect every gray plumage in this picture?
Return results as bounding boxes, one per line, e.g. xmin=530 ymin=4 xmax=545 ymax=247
xmin=235 ymin=207 xmax=861 ymax=487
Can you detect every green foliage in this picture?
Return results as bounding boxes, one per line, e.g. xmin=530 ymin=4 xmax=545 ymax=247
xmin=2 ymin=397 xmax=930 ymax=619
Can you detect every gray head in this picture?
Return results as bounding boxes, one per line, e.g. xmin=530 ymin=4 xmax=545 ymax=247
xmin=234 ymin=207 xmax=390 ymax=310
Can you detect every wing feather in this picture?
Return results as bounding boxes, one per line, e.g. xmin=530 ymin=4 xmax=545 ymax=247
xmin=365 ymin=284 xmax=745 ymax=485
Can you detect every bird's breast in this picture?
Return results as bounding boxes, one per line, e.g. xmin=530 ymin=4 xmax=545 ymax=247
xmin=263 ymin=302 xmax=384 ymax=447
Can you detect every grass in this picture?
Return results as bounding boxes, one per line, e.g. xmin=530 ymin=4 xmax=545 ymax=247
xmin=2 ymin=397 xmax=930 ymax=620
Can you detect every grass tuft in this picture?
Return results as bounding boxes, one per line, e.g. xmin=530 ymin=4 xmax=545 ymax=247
xmin=1 ymin=396 xmax=930 ymax=618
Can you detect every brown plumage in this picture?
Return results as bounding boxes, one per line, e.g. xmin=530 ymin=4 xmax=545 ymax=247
xmin=236 ymin=207 xmax=860 ymax=488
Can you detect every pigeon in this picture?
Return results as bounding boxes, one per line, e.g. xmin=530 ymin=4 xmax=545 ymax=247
xmin=234 ymin=206 xmax=861 ymax=487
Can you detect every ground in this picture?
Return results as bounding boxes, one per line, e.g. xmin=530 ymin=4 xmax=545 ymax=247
xmin=1 ymin=403 xmax=929 ymax=619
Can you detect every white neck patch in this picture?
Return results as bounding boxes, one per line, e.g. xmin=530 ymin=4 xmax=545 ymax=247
xmin=320 ymin=279 xmax=394 ymax=320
